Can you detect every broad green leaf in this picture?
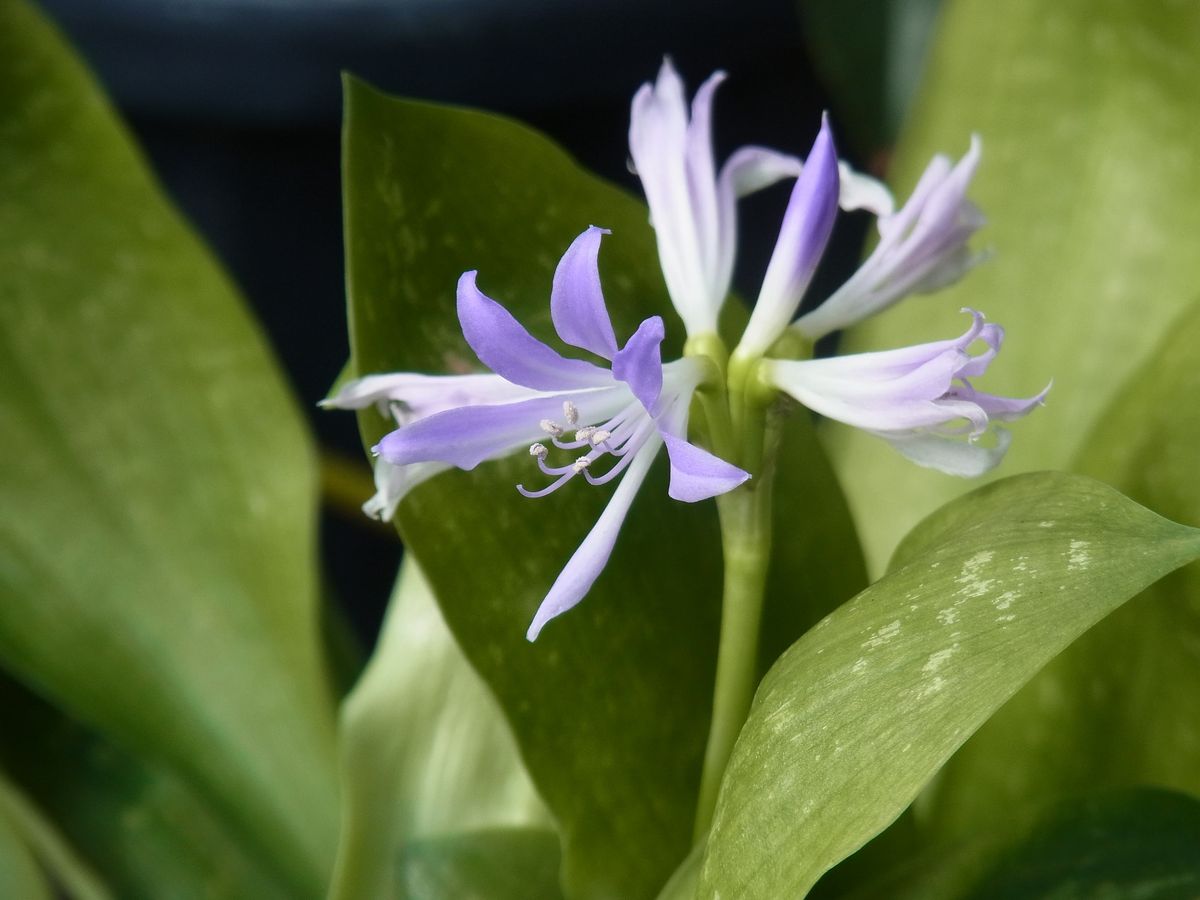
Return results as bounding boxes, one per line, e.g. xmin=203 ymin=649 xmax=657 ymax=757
xmin=966 ymin=788 xmax=1200 ymax=900
xmin=330 ymin=559 xmax=550 ymax=900
xmin=918 ymin=300 xmax=1200 ymax=838
xmin=396 ymin=828 xmax=563 ymax=900
xmin=842 ymin=788 xmax=1200 ymax=900
xmin=342 ymin=77 xmax=865 ymax=898
xmin=0 ymin=786 xmax=53 ymax=900
xmin=0 ymin=2 xmax=337 ymax=893
xmin=828 ymin=0 xmax=1200 ymax=574
xmin=0 ymin=675 xmax=291 ymax=900
xmin=698 ymin=473 xmax=1200 ymax=898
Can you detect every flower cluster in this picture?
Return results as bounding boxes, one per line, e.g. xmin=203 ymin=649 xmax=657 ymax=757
xmin=326 ymin=60 xmax=1047 ymax=639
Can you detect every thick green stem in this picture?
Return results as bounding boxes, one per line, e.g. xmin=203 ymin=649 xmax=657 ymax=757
xmin=693 ymin=478 xmax=774 ymax=840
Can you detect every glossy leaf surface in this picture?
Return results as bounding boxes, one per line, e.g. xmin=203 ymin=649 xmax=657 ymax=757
xmin=397 ymin=828 xmax=563 ymax=900
xmin=828 ymin=0 xmax=1200 ymax=573
xmin=0 ymin=2 xmax=337 ymax=893
xmin=342 ymin=76 xmax=865 ymax=898
xmin=920 ymin=300 xmax=1200 ymax=838
xmin=699 ymin=473 xmax=1200 ymax=898
xmin=330 ymin=559 xmax=550 ymax=900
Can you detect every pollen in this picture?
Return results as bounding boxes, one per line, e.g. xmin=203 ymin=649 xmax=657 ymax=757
xmin=529 ymin=442 xmax=548 ymax=459
xmin=563 ymin=400 xmax=579 ymax=425
xmin=572 ymin=456 xmax=592 ymax=473
xmin=575 ymin=426 xmax=597 ymax=442
xmin=589 ymin=429 xmax=612 ymax=445
xmin=539 ymin=419 xmax=564 ymax=437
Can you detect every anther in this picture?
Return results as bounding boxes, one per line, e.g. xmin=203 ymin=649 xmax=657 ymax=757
xmin=572 ymin=456 xmax=592 ymax=473
xmin=563 ymin=400 xmax=579 ymax=426
xmin=539 ymin=419 xmax=564 ymax=437
xmin=589 ymin=429 xmax=612 ymax=446
xmin=529 ymin=442 xmax=548 ymax=459
xmin=574 ymin=426 xmax=597 ymax=442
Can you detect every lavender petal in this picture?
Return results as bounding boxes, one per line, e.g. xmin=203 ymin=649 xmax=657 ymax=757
xmin=611 ymin=316 xmax=666 ymax=412
xmin=374 ymin=388 xmax=626 ymax=470
xmin=661 ymin=433 xmax=750 ymax=501
xmin=457 ymin=271 xmax=610 ymax=391
xmin=739 ymin=115 xmax=840 ymax=356
xmin=526 ymin=436 xmax=662 ymax=641
xmin=551 ymin=226 xmax=619 ymax=359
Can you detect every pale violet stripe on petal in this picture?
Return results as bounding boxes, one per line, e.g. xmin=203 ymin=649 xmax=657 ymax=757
xmin=738 ymin=115 xmax=840 ymax=357
xmin=374 ymin=387 xmax=628 ymax=470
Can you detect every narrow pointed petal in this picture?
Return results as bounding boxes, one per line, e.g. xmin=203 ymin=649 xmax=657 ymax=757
xmin=739 ymin=116 xmax=840 ymax=357
xmin=457 ymin=271 xmax=610 ymax=391
xmin=550 ymin=226 xmax=619 ymax=359
xmin=321 ymin=371 xmax=543 ymax=422
xmin=611 ymin=316 xmax=665 ymax=412
xmin=374 ymin=388 xmax=627 ymax=470
xmin=661 ymin=433 xmax=749 ymax=501
xmin=526 ymin=435 xmax=662 ymax=640
xmin=796 ymin=136 xmax=985 ymax=340
xmin=687 ymin=72 xmax=725 ymax=259
xmin=629 ymin=60 xmax=722 ymax=336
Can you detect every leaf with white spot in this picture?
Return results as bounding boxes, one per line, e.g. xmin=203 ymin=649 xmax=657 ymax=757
xmin=917 ymin=299 xmax=1200 ymax=842
xmin=697 ymin=472 xmax=1200 ymax=899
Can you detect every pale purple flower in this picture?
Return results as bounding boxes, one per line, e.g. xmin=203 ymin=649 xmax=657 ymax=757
xmin=793 ymin=135 xmax=987 ymax=341
xmin=761 ymin=309 xmax=1049 ymax=475
xmin=327 ymin=226 xmax=749 ymax=639
xmin=629 ymin=59 xmax=893 ymax=338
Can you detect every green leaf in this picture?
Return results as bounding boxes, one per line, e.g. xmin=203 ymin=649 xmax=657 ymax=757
xmin=698 ymin=472 xmax=1200 ymax=899
xmin=966 ymin=788 xmax=1200 ymax=900
xmin=798 ymin=0 xmax=943 ymax=153
xmin=917 ymin=299 xmax=1200 ymax=839
xmin=330 ymin=559 xmax=550 ymax=900
xmin=0 ymin=2 xmax=337 ymax=894
xmin=842 ymin=788 xmax=1200 ymax=900
xmin=341 ymin=77 xmax=866 ymax=899
xmin=827 ymin=0 xmax=1200 ymax=574
xmin=0 ymin=675 xmax=291 ymax=900
xmin=396 ymin=828 xmax=563 ymax=900
xmin=0 ymin=787 xmax=54 ymax=900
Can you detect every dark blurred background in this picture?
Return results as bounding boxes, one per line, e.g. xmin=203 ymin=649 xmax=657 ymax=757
xmin=37 ymin=0 xmax=889 ymax=649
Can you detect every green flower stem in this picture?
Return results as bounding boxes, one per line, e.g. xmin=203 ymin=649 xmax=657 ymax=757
xmin=694 ymin=476 xmax=774 ymax=840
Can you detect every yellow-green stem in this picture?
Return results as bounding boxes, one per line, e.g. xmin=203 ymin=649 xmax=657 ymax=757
xmin=693 ymin=469 xmax=774 ymax=840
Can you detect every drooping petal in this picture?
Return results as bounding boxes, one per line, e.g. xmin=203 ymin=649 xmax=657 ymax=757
xmin=838 ymin=161 xmax=895 ymax=216
xmin=880 ymin=428 xmax=1013 ymax=477
xmin=611 ymin=316 xmax=665 ymax=412
xmin=796 ymin=136 xmax=985 ymax=340
xmin=457 ymin=271 xmax=611 ymax=391
xmin=738 ymin=115 xmax=840 ymax=357
xmin=320 ymin=371 xmax=544 ymax=422
xmin=550 ymin=226 xmax=619 ymax=359
xmin=763 ymin=310 xmax=1045 ymax=476
xmin=654 ymin=389 xmax=749 ymax=501
xmin=374 ymin=387 xmax=627 ymax=470
xmin=661 ymin=433 xmax=750 ymax=502
xmin=362 ymin=458 xmax=448 ymax=521
xmin=526 ymin=434 xmax=662 ymax=641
